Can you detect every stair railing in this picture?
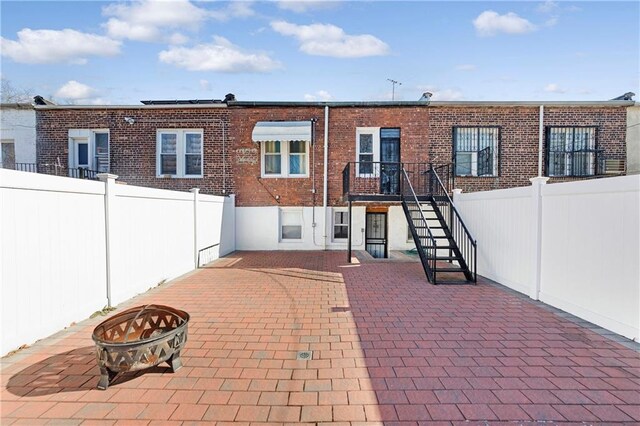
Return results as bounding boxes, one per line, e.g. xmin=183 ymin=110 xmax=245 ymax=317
xmin=401 ymin=167 xmax=437 ymax=283
xmin=428 ymin=165 xmax=477 ymax=282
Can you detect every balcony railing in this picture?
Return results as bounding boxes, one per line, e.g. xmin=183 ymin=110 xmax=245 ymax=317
xmin=342 ymin=162 xmax=452 ymax=198
xmin=1 ymin=163 xmax=100 ymax=180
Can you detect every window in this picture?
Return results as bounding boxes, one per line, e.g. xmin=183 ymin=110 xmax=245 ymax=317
xmin=261 ymin=140 xmax=308 ymax=177
xmin=281 ymin=209 xmax=303 ymax=240
xmin=1 ymin=140 xmax=15 ymax=169
xmin=333 ymin=211 xmax=349 ymax=240
xmin=156 ymin=130 xmax=203 ymax=178
xmin=356 ymin=127 xmax=380 ymax=176
xmin=453 ymin=127 xmax=499 ymax=177
xmin=68 ymin=130 xmax=109 ymax=173
xmin=546 ymin=127 xmax=597 ymax=176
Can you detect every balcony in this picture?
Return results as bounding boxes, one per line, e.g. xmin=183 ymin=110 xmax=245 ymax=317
xmin=1 ymin=163 xmax=100 ymax=180
xmin=342 ymin=162 xmax=452 ymax=201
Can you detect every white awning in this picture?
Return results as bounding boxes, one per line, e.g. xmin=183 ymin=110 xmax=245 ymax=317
xmin=251 ymin=121 xmax=312 ymax=143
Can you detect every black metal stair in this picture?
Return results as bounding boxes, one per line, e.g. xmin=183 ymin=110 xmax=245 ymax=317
xmin=401 ymin=166 xmax=477 ymax=285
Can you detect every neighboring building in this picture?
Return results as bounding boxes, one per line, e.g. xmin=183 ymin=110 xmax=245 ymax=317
xmin=34 ymin=96 xmax=632 ymax=258
xmin=0 ymin=103 xmax=36 ymax=171
xmin=627 ymin=103 xmax=640 ymax=175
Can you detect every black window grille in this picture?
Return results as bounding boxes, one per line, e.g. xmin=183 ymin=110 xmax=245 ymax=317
xmin=546 ymin=127 xmax=598 ymax=177
xmin=453 ymin=127 xmax=499 ymax=177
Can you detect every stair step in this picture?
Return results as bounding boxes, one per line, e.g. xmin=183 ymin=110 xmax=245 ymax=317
xmin=422 ymin=245 xmax=456 ymax=249
xmin=435 ymin=267 xmax=466 ymax=272
xmin=434 ymin=256 xmax=460 ymax=261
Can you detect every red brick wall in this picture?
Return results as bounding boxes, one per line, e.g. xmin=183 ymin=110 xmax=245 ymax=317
xmin=429 ymin=106 xmax=627 ymax=192
xmin=37 ymin=108 xmax=231 ymax=194
xmin=327 ymin=106 xmax=430 ymax=205
xmin=37 ymin=104 xmax=627 ymax=203
xmin=228 ymin=106 xmax=326 ymax=207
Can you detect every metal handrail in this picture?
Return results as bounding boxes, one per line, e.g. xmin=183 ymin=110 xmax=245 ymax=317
xmin=429 ymin=164 xmax=477 ymax=282
xmin=401 ymin=167 xmax=437 ymax=282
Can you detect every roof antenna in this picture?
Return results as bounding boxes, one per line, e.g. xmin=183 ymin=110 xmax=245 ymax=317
xmin=387 ymin=78 xmax=402 ymax=101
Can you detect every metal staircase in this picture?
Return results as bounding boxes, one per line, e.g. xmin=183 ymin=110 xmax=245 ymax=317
xmin=401 ymin=165 xmax=477 ymax=285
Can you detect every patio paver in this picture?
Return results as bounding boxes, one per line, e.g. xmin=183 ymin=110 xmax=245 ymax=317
xmin=1 ymin=251 xmax=639 ymax=424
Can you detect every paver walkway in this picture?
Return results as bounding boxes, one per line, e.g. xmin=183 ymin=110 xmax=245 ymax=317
xmin=1 ymin=251 xmax=639 ymax=425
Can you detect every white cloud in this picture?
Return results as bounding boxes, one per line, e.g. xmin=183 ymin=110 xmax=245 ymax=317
xmin=159 ymin=36 xmax=281 ymax=72
xmin=544 ymin=83 xmax=566 ymax=93
xmin=210 ymin=1 xmax=256 ymax=21
xmin=199 ymin=79 xmax=211 ymax=91
xmin=0 ymin=28 xmax=121 ymax=64
xmin=276 ymin=1 xmax=339 ymax=13
xmin=103 ymin=0 xmax=208 ymax=43
xmin=537 ymin=0 xmax=559 ymax=14
xmin=54 ymin=80 xmax=107 ymax=104
xmin=455 ymin=64 xmax=477 ymax=71
xmin=304 ymin=90 xmax=332 ymax=101
xmin=418 ymin=85 xmax=464 ymax=101
xmin=270 ymin=20 xmax=389 ymax=58
xmin=473 ymin=11 xmax=536 ymax=36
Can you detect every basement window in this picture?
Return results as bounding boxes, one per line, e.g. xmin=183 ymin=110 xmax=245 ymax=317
xmin=281 ymin=209 xmax=303 ymax=241
xmin=333 ymin=210 xmax=349 ymax=240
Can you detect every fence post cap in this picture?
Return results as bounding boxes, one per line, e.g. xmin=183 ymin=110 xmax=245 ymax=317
xmin=189 ymin=188 xmax=200 ymax=194
xmin=452 ymin=188 xmax=463 ymax=195
xmin=529 ymin=177 xmax=550 ymax=185
xmin=97 ymin=173 xmax=118 ymax=182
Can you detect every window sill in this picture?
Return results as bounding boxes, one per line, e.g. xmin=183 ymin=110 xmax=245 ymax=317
xmin=455 ymin=175 xmax=498 ymax=178
xmin=156 ymin=175 xmax=203 ymax=179
xmin=261 ymin=175 xmax=309 ymax=179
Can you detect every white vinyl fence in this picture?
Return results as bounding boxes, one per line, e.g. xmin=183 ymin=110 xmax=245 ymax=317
xmin=0 ymin=170 xmax=235 ymax=355
xmin=455 ymin=175 xmax=640 ymax=341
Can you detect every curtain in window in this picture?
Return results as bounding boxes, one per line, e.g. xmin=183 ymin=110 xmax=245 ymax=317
xmin=185 ymin=133 xmax=202 ymax=175
xmin=160 ymin=133 xmax=177 ymax=175
xmin=264 ymin=141 xmax=281 ymax=174
xmin=289 ymin=141 xmax=306 ymax=175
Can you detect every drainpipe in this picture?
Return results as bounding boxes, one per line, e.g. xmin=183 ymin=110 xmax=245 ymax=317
xmin=323 ymin=105 xmax=329 ymax=249
xmin=538 ymin=105 xmax=544 ymax=177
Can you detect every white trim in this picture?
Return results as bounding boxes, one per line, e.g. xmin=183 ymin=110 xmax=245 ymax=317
xmin=68 ymin=129 xmax=110 ymax=173
xmin=332 ymin=208 xmax=349 ymax=242
xmin=279 ymin=207 xmax=304 ymax=242
xmin=156 ymin=129 xmax=204 ymax=178
xmin=252 ymin=121 xmax=312 ymax=143
xmin=260 ymin=140 xmax=310 ymax=178
xmin=355 ymin=127 xmax=380 ymax=177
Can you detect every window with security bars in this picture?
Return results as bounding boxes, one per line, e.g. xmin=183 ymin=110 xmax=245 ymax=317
xmin=546 ymin=127 xmax=597 ymax=177
xmin=453 ymin=127 xmax=499 ymax=176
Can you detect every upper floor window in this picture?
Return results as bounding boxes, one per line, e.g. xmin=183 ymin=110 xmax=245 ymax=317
xmin=546 ymin=126 xmax=597 ymax=177
xmin=156 ymin=129 xmax=203 ymax=178
xmin=252 ymin=121 xmax=312 ymax=178
xmin=68 ymin=129 xmax=109 ymax=173
xmin=453 ymin=127 xmax=499 ymax=177
xmin=261 ymin=140 xmax=309 ymax=177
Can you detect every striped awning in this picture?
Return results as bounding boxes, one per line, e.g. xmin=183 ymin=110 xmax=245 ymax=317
xmin=251 ymin=121 xmax=312 ymax=142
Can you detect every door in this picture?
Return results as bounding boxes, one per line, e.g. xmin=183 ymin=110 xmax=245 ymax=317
xmin=380 ymin=128 xmax=400 ymax=194
xmin=366 ymin=212 xmax=387 ymax=258
xmin=1 ymin=140 xmax=16 ymax=169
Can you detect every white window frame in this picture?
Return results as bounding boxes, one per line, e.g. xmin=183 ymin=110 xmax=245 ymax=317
xmin=261 ymin=140 xmax=309 ymax=178
xmin=355 ymin=127 xmax=380 ymax=177
xmin=280 ymin=208 xmax=304 ymax=242
xmin=156 ymin=129 xmax=203 ymax=178
xmin=68 ymin=129 xmax=110 ymax=174
xmin=332 ymin=209 xmax=349 ymax=241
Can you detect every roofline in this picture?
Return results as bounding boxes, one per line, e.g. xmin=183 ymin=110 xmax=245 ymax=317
xmin=1 ymin=103 xmax=35 ymax=109
xmin=229 ymin=100 xmax=635 ymax=107
xmin=33 ymin=100 xmax=635 ymax=110
xmin=34 ymin=103 xmax=228 ymax=110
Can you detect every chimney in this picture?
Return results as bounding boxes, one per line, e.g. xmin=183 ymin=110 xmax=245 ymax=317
xmin=419 ymin=92 xmax=433 ymax=102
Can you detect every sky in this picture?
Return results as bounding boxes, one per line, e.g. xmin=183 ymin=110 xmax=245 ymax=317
xmin=1 ymin=0 xmax=638 ymax=104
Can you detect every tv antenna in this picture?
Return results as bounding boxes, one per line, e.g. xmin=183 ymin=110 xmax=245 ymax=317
xmin=387 ymin=78 xmax=402 ymax=101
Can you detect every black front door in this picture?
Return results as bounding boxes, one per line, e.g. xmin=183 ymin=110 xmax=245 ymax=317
xmin=366 ymin=212 xmax=387 ymax=258
xmin=380 ymin=128 xmax=400 ymax=194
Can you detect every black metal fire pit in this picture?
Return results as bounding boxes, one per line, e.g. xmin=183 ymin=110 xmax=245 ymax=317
xmin=92 ymin=304 xmax=189 ymax=390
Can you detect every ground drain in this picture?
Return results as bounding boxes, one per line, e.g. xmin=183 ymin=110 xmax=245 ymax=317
xmin=296 ymin=350 xmax=312 ymax=360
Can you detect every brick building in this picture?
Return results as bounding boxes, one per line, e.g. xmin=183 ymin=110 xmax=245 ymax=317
xmin=35 ymin=98 xmax=631 ymax=256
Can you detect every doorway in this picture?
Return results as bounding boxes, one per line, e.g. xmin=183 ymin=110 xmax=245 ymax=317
xmin=380 ymin=128 xmax=400 ymax=194
xmin=365 ymin=212 xmax=387 ymax=258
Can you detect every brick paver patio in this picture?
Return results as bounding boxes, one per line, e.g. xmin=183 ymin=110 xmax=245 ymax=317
xmin=1 ymin=251 xmax=639 ymax=425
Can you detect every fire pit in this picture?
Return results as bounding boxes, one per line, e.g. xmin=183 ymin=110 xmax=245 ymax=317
xmin=92 ymin=304 xmax=189 ymax=390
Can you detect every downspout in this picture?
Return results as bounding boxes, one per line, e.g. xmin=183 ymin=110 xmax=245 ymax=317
xmin=323 ymin=105 xmax=329 ymax=249
xmin=538 ymin=105 xmax=544 ymax=177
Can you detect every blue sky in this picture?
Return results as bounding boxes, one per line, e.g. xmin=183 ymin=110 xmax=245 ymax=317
xmin=1 ymin=1 xmax=638 ymax=104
